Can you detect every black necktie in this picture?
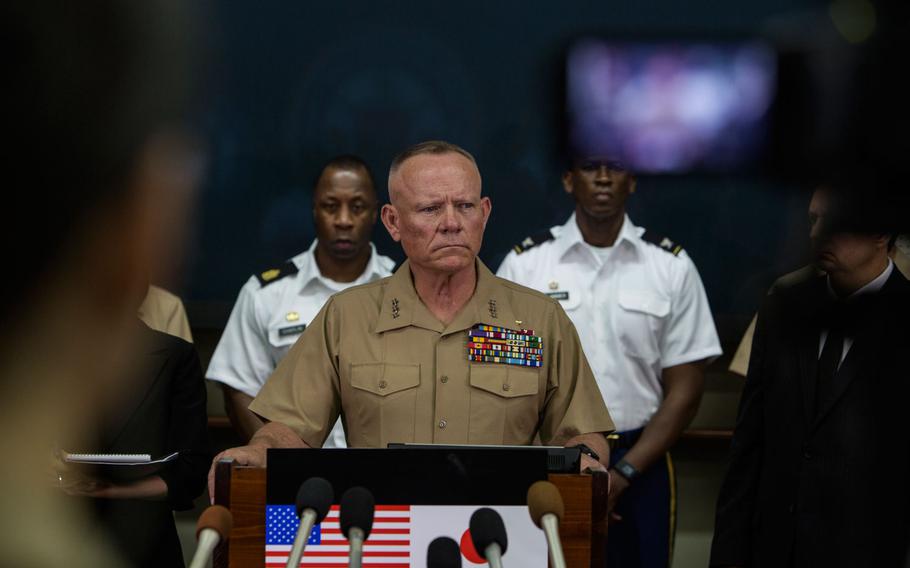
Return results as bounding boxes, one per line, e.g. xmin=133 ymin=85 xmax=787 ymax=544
xmin=815 ymin=321 xmax=845 ymax=413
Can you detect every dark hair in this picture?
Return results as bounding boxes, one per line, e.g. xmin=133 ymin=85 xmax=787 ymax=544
xmin=3 ymin=0 xmax=195 ymax=322
xmin=315 ymin=155 xmax=376 ymax=192
xmin=389 ymin=140 xmax=477 ymax=174
xmin=815 ymin=182 xmax=902 ymax=248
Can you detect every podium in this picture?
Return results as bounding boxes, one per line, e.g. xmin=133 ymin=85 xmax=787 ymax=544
xmin=213 ymin=450 xmax=608 ymax=568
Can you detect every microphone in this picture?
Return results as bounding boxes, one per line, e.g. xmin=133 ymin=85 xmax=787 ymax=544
xmin=527 ymin=480 xmax=567 ymax=568
xmin=285 ymin=477 xmax=334 ymax=568
xmin=427 ymin=536 xmax=463 ymax=568
xmin=339 ymin=486 xmax=375 ymax=568
xmin=188 ymin=505 xmax=233 ymax=568
xmin=469 ymin=507 xmax=508 ymax=568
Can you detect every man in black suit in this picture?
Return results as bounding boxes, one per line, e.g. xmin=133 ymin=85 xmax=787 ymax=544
xmin=711 ymin=185 xmax=910 ymax=568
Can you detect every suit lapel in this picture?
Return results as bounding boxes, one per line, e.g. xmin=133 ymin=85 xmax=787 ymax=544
xmin=797 ymin=277 xmax=827 ymax=429
xmin=811 ymin=332 xmax=867 ymax=429
xmin=809 ymin=269 xmax=907 ymax=429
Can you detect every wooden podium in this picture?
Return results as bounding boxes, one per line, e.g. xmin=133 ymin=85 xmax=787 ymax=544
xmin=213 ymin=459 xmax=608 ymax=568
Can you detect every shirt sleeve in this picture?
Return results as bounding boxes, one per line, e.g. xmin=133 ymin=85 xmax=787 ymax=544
xmin=249 ymin=298 xmax=342 ymax=448
xmin=538 ymin=302 xmax=615 ymax=445
xmin=659 ymin=254 xmax=723 ymax=369
xmin=205 ymin=278 xmax=273 ymax=397
xmin=495 ymin=251 xmax=519 ymax=282
xmin=159 ymin=340 xmax=211 ymax=510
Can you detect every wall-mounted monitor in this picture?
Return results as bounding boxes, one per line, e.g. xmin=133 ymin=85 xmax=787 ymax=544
xmin=566 ymin=39 xmax=777 ymax=174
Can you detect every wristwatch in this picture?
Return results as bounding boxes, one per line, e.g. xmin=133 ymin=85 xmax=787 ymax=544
xmin=569 ymin=443 xmax=600 ymax=462
xmin=612 ymin=459 xmax=640 ymax=482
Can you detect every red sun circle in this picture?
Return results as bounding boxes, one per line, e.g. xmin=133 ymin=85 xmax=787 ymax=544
xmin=460 ymin=529 xmax=485 ymax=564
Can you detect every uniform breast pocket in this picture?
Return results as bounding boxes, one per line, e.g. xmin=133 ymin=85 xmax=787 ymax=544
xmin=346 ymin=362 xmax=420 ymax=447
xmin=268 ymin=325 xmax=306 ymax=365
xmin=468 ymin=365 xmax=541 ymax=445
xmin=616 ymin=290 xmax=669 ymax=362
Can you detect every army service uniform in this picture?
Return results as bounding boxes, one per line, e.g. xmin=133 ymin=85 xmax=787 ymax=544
xmin=497 ymin=213 xmax=721 ymax=568
xmin=249 ymin=259 xmax=614 ymax=448
xmin=207 ymin=240 xmax=394 ymax=447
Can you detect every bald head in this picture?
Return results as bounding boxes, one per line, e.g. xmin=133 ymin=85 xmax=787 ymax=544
xmin=388 ymin=141 xmax=480 ymax=205
xmin=381 ymin=142 xmax=490 ymax=275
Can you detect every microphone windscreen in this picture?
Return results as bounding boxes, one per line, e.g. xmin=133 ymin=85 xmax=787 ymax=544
xmin=295 ymin=477 xmax=334 ymax=521
xmin=196 ymin=505 xmax=233 ymax=540
xmin=526 ymin=480 xmax=565 ymax=528
xmin=340 ymin=486 xmax=375 ymax=539
xmin=469 ymin=507 xmax=508 ymax=557
xmin=427 ymin=536 xmax=462 ymax=568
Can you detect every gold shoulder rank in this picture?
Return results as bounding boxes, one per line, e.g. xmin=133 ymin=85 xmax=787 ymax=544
xmin=513 ymin=229 xmax=555 ymax=255
xmin=641 ymin=230 xmax=683 ymax=256
xmin=255 ymin=260 xmax=299 ymax=287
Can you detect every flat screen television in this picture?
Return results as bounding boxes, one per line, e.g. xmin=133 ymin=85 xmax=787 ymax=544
xmin=565 ymin=38 xmax=777 ymax=174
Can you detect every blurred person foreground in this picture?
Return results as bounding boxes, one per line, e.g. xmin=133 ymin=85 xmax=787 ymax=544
xmin=1 ymin=0 xmax=202 ymax=565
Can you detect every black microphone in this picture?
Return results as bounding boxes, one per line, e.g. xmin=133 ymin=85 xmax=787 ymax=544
xmin=469 ymin=507 xmax=508 ymax=568
xmin=339 ymin=486 xmax=375 ymax=568
xmin=285 ymin=477 xmax=334 ymax=568
xmin=427 ymin=536 xmax=462 ymax=568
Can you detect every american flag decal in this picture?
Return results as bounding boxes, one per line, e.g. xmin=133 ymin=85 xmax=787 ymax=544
xmin=265 ymin=504 xmax=411 ymax=567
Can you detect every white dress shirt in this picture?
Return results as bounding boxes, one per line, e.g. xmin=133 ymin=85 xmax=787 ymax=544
xmin=819 ymin=259 xmax=894 ymax=365
xmin=206 ymin=240 xmax=395 ymax=447
xmin=497 ymin=213 xmax=722 ymax=432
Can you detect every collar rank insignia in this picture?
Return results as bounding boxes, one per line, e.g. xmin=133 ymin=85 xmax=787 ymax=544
xmin=391 ymin=298 xmax=400 ymax=319
xmin=467 ymin=324 xmax=543 ymax=367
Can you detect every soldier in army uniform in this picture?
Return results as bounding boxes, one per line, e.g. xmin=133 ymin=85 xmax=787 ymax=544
xmin=208 ymin=141 xmax=614 ymax=493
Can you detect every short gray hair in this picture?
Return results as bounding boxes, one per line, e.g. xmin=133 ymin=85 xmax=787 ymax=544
xmin=389 ymin=140 xmax=477 ymax=174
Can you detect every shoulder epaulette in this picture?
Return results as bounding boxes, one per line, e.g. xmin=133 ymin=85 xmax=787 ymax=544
xmin=513 ymin=229 xmax=555 ymax=255
xmin=254 ymin=260 xmax=299 ymax=287
xmin=641 ymin=230 xmax=683 ymax=256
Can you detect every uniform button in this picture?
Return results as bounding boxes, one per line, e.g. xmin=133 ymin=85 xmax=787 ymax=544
xmin=438 ymin=419 xmax=447 ymax=429
xmin=440 ymin=375 xmax=449 ymax=384
xmin=378 ymin=380 xmax=388 ymax=390
xmin=502 ymin=383 xmax=511 ymax=392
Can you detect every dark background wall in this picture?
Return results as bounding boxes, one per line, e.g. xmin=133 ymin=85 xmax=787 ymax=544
xmin=182 ymin=0 xmax=824 ymax=345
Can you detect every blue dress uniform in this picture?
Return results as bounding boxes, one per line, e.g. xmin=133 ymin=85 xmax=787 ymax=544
xmin=498 ymin=213 xmax=721 ymax=568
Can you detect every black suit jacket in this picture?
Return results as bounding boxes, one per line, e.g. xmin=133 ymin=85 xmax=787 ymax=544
xmin=711 ymin=269 xmax=910 ymax=568
xmin=89 ymin=325 xmax=211 ymax=568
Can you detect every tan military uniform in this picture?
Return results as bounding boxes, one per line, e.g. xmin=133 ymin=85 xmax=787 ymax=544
xmin=250 ymin=259 xmax=614 ymax=448
xmin=138 ymin=285 xmax=193 ymax=343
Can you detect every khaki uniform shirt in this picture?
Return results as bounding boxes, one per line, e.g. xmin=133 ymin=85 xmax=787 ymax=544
xmin=250 ymin=259 xmax=614 ymax=448
xmin=139 ymin=285 xmax=193 ymax=343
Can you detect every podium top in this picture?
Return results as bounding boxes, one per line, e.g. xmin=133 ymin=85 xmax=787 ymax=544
xmin=267 ymin=447 xmax=549 ymax=505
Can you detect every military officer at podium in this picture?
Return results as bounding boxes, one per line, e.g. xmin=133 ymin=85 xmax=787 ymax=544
xmin=208 ymin=141 xmax=614 ymax=493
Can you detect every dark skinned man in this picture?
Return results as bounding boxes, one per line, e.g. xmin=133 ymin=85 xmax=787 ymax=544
xmin=498 ymin=156 xmax=721 ymax=568
xmin=206 ymin=155 xmax=394 ymax=444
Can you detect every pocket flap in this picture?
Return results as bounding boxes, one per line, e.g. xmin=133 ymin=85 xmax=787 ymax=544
xmin=618 ymin=290 xmax=670 ymax=317
xmin=470 ymin=365 xmax=538 ymax=398
xmin=350 ymin=363 xmax=420 ymax=396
